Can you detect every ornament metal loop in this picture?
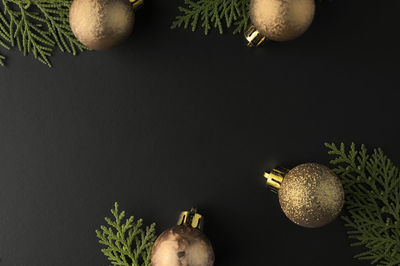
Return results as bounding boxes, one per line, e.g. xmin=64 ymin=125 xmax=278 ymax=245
xmin=244 ymin=25 xmax=266 ymax=47
xmin=177 ymin=208 xmax=204 ymax=231
xmin=130 ymin=0 xmax=143 ymax=10
xmin=264 ymin=167 xmax=289 ymax=193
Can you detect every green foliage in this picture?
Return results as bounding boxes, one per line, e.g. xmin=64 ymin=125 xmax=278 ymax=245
xmin=0 ymin=0 xmax=87 ymax=67
xmin=326 ymin=143 xmax=400 ymax=265
xmin=171 ymin=0 xmax=250 ymax=35
xmin=96 ymin=202 xmax=157 ymax=266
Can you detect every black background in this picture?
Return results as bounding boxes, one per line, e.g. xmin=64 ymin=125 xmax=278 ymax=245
xmin=1 ymin=0 xmax=399 ymax=265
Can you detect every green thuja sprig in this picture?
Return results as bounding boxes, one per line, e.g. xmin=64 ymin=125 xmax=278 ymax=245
xmin=96 ymin=202 xmax=157 ymax=266
xmin=171 ymin=0 xmax=250 ymax=35
xmin=326 ymin=143 xmax=400 ymax=265
xmin=0 ymin=0 xmax=87 ymax=67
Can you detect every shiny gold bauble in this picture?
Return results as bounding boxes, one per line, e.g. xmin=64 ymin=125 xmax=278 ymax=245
xmin=69 ymin=0 xmax=135 ymax=50
xmin=151 ymin=225 xmax=215 ymax=266
xmin=250 ymin=0 xmax=315 ymax=42
xmin=151 ymin=208 xmax=214 ymax=266
xmin=278 ymin=163 xmax=344 ymax=228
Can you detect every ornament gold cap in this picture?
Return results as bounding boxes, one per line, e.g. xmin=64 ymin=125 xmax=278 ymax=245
xmin=130 ymin=0 xmax=143 ymax=10
xmin=177 ymin=208 xmax=204 ymax=231
xmin=244 ymin=25 xmax=266 ymax=47
xmin=264 ymin=167 xmax=289 ymax=193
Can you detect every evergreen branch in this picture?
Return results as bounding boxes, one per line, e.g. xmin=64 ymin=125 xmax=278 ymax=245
xmin=34 ymin=1 xmax=86 ymax=55
xmin=0 ymin=0 xmax=87 ymax=67
xmin=326 ymin=142 xmax=400 ymax=265
xmin=171 ymin=0 xmax=250 ymax=35
xmin=96 ymin=202 xmax=157 ymax=266
xmin=232 ymin=0 xmax=249 ymax=34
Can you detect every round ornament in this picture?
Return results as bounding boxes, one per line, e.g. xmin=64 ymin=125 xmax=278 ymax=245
xmin=264 ymin=163 xmax=344 ymax=228
xmin=245 ymin=0 xmax=315 ymax=46
xmin=69 ymin=0 xmax=143 ymax=50
xmin=151 ymin=208 xmax=214 ymax=266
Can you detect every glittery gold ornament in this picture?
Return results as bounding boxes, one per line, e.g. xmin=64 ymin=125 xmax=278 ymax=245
xmin=245 ymin=0 xmax=315 ymax=46
xmin=264 ymin=163 xmax=344 ymax=228
xmin=151 ymin=208 xmax=214 ymax=266
xmin=69 ymin=0 xmax=143 ymax=51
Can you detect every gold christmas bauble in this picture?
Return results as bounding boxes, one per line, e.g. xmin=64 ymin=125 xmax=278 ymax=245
xmin=265 ymin=163 xmax=344 ymax=228
xmin=278 ymin=163 xmax=344 ymax=228
xmin=151 ymin=209 xmax=214 ymax=266
xmin=249 ymin=0 xmax=315 ymax=42
xmin=152 ymin=226 xmax=214 ymax=266
xmin=69 ymin=0 xmax=136 ymax=50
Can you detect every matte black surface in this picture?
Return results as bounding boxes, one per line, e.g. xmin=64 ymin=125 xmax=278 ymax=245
xmin=1 ymin=1 xmax=399 ymax=265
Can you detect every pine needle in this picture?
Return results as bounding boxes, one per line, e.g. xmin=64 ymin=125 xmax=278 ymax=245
xmin=0 ymin=0 xmax=87 ymax=67
xmin=96 ymin=202 xmax=157 ymax=266
xmin=326 ymin=143 xmax=400 ymax=265
xmin=0 ymin=53 xmax=5 ymax=65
